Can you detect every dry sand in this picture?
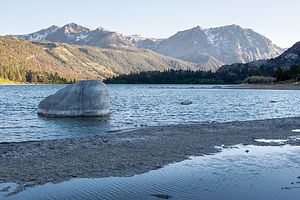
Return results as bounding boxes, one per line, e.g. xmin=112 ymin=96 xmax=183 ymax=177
xmin=1 ymin=117 xmax=300 ymax=195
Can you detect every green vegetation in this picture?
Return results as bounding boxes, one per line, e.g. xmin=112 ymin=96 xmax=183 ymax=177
xmin=104 ymin=70 xmax=230 ymax=84
xmin=2 ymin=36 xmax=299 ymax=85
xmin=273 ymin=65 xmax=300 ymax=82
xmin=244 ymin=76 xmax=276 ymax=84
xmin=104 ymin=65 xmax=300 ymax=84
xmin=0 ymin=36 xmax=199 ymax=84
xmin=0 ymin=65 xmax=74 ymax=84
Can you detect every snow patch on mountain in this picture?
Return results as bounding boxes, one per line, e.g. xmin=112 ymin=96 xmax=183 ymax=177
xmin=10 ymin=26 xmax=59 ymax=41
xmin=75 ymin=34 xmax=89 ymax=41
xmin=203 ymin=29 xmax=218 ymax=46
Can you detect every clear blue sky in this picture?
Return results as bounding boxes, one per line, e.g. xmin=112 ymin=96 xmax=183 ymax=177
xmin=1 ymin=0 xmax=299 ymax=48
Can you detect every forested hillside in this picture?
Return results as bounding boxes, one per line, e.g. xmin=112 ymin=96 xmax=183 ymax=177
xmin=0 ymin=36 xmax=198 ymax=83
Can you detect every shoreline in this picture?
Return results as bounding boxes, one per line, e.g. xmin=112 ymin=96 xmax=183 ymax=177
xmin=2 ymin=83 xmax=300 ymax=90
xmin=1 ymin=117 xmax=300 ymax=195
xmin=226 ymin=84 xmax=300 ymax=90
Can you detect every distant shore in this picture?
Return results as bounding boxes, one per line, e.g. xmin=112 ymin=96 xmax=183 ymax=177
xmin=2 ymin=83 xmax=300 ymax=90
xmin=226 ymin=84 xmax=300 ymax=90
xmin=1 ymin=117 xmax=300 ymax=195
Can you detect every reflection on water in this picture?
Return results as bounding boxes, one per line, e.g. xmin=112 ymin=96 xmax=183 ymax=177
xmin=1 ymin=84 xmax=300 ymax=142
xmin=2 ymin=145 xmax=300 ymax=200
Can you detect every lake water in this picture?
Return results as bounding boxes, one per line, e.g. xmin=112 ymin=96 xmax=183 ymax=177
xmin=1 ymin=84 xmax=300 ymax=143
xmin=2 ymin=145 xmax=300 ymax=200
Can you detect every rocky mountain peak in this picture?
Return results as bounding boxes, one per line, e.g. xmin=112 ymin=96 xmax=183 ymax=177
xmin=7 ymin=23 xmax=133 ymax=49
xmin=174 ymin=26 xmax=204 ymax=38
xmin=95 ymin=27 xmax=107 ymax=32
xmin=135 ymin=25 xmax=283 ymax=66
xmin=62 ymin=23 xmax=92 ymax=34
xmin=217 ymin=40 xmax=300 ymax=77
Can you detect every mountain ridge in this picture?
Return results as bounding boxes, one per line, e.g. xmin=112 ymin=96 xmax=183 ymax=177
xmin=8 ymin=23 xmax=134 ymax=49
xmin=216 ymin=41 xmax=300 ymax=80
xmin=133 ymin=24 xmax=283 ymax=65
xmin=0 ymin=36 xmax=202 ymax=83
xmin=7 ymin=23 xmax=283 ymax=72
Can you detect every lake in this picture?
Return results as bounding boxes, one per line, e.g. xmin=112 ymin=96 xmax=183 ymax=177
xmin=1 ymin=84 xmax=300 ymax=143
xmin=2 ymin=145 xmax=300 ymax=200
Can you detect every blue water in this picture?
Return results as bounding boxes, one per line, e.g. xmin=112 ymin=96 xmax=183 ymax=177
xmin=1 ymin=84 xmax=300 ymax=142
xmin=2 ymin=145 xmax=300 ymax=200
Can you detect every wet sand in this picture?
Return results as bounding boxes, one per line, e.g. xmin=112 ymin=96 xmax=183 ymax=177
xmin=1 ymin=117 xmax=300 ymax=195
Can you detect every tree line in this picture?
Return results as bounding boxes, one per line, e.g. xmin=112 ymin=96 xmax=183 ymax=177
xmin=0 ymin=65 xmax=76 ymax=84
xmin=104 ymin=65 xmax=300 ymax=84
xmin=104 ymin=69 xmax=237 ymax=84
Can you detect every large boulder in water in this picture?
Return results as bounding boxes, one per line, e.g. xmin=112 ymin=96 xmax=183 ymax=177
xmin=37 ymin=80 xmax=110 ymax=117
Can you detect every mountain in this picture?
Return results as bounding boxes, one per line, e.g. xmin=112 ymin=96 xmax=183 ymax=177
xmin=0 ymin=36 xmax=200 ymax=83
xmin=132 ymin=25 xmax=283 ymax=67
xmin=7 ymin=23 xmax=284 ymax=72
xmin=216 ymin=41 xmax=300 ymax=79
xmin=8 ymin=23 xmax=134 ymax=49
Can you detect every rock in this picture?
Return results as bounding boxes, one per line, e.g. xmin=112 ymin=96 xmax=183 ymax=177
xmin=37 ymin=80 xmax=109 ymax=117
xmin=180 ymin=101 xmax=192 ymax=105
xmin=150 ymin=194 xmax=172 ymax=199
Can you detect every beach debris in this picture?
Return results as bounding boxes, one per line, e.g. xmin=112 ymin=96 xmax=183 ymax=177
xmin=180 ymin=101 xmax=192 ymax=105
xmin=37 ymin=80 xmax=110 ymax=117
xmin=270 ymin=100 xmax=278 ymax=103
xmin=297 ymin=176 xmax=300 ymax=179
xmin=151 ymin=193 xmax=172 ymax=199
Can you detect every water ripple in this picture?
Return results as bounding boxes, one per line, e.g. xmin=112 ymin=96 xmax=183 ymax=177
xmin=1 ymin=84 xmax=300 ymax=142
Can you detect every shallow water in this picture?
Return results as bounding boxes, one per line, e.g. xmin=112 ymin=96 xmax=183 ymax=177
xmin=2 ymin=145 xmax=300 ymax=200
xmin=1 ymin=84 xmax=300 ymax=142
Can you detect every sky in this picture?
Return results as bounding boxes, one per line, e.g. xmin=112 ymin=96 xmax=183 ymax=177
xmin=0 ymin=0 xmax=299 ymax=48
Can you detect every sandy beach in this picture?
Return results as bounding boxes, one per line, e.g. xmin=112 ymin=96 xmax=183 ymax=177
xmin=1 ymin=117 xmax=300 ymax=195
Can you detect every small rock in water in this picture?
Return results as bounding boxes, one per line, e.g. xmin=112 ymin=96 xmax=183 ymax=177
xmin=180 ymin=101 xmax=192 ymax=105
xmin=245 ymin=150 xmax=249 ymax=153
xmin=37 ymin=80 xmax=109 ymax=117
xmin=151 ymin=194 xmax=172 ymax=199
